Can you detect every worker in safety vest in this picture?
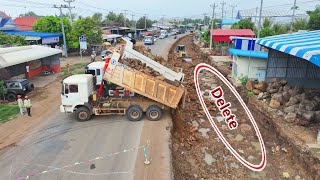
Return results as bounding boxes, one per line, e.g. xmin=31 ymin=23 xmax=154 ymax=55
xmin=17 ymin=95 xmax=24 ymax=115
xmin=24 ymin=96 xmax=32 ymax=117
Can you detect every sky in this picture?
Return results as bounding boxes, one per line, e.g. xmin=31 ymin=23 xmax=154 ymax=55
xmin=1 ymin=0 xmax=319 ymax=20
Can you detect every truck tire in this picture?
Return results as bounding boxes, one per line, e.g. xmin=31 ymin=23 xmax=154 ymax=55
xmin=127 ymin=105 xmax=143 ymax=121
xmin=75 ymin=107 xmax=91 ymax=122
xmin=146 ymin=105 xmax=162 ymax=121
xmin=27 ymin=83 xmax=34 ymax=91
xmin=6 ymin=93 xmax=16 ymax=102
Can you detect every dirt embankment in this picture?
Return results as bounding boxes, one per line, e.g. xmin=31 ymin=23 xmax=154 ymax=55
xmin=167 ymin=35 xmax=317 ymax=180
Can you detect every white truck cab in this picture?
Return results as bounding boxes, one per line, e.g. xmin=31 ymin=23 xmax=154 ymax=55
xmin=60 ymin=74 xmax=94 ymax=115
xmin=85 ymin=62 xmax=105 ymax=87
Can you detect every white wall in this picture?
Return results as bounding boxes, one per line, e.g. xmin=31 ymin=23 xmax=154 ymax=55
xmin=232 ymin=55 xmax=267 ymax=82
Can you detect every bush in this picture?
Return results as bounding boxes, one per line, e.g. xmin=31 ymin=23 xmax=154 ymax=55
xmin=0 ymin=80 xmax=7 ymax=100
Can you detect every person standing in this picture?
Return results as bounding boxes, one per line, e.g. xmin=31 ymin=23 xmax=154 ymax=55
xmin=17 ymin=95 xmax=24 ymax=115
xmin=24 ymin=96 xmax=32 ymax=117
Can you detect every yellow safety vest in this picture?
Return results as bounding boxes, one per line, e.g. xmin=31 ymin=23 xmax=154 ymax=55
xmin=17 ymin=99 xmax=23 ymax=108
xmin=24 ymin=99 xmax=31 ymax=108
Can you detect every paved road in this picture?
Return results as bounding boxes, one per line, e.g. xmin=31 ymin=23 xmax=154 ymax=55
xmin=0 ymin=37 xmax=178 ymax=180
xmin=148 ymin=35 xmax=178 ymax=59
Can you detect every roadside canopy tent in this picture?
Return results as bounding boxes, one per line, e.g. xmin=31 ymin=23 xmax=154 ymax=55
xmin=0 ymin=45 xmax=62 ymax=68
xmin=257 ymin=30 xmax=320 ymax=67
xmin=3 ymin=30 xmax=62 ymax=44
xmin=210 ymin=29 xmax=255 ymax=43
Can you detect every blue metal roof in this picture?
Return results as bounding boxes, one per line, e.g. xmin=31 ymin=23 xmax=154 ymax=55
xmin=221 ymin=19 xmax=240 ymax=25
xmin=257 ymin=30 xmax=320 ymax=67
xmin=3 ymin=30 xmax=62 ymax=38
xmin=228 ymin=48 xmax=268 ymax=59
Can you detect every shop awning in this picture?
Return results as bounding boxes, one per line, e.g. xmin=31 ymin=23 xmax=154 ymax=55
xmin=257 ymin=30 xmax=320 ymax=67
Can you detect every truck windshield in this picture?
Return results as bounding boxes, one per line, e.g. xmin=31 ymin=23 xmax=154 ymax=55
xmin=85 ymin=69 xmax=95 ymax=76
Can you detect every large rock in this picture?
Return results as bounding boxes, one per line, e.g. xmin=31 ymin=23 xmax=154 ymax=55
xmin=269 ymin=89 xmax=279 ymax=94
xmin=300 ymin=100 xmax=318 ymax=111
xmin=246 ymin=81 xmax=254 ymax=91
xmin=269 ymin=100 xmax=281 ymax=109
xmin=253 ymin=89 xmax=262 ymax=95
xmin=289 ymin=87 xmax=304 ymax=96
xmin=315 ymin=111 xmax=320 ymax=123
xmin=257 ymin=93 xmax=264 ymax=100
xmin=285 ymin=113 xmax=297 ymax=123
xmin=280 ymin=80 xmax=288 ymax=86
xmin=302 ymin=112 xmax=315 ymax=121
xmin=262 ymin=92 xmax=271 ymax=99
xmin=283 ymin=105 xmax=296 ymax=114
xmin=314 ymin=96 xmax=320 ymax=104
xmin=282 ymin=91 xmax=291 ymax=102
xmin=286 ymin=96 xmax=300 ymax=106
xmin=254 ymin=81 xmax=268 ymax=92
xmin=271 ymin=81 xmax=282 ymax=90
xmin=270 ymin=78 xmax=280 ymax=83
xmin=283 ymin=85 xmax=291 ymax=92
xmin=272 ymin=93 xmax=284 ymax=104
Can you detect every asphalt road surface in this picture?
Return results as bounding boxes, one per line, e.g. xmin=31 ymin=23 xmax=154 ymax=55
xmin=148 ymin=35 xmax=178 ymax=58
xmin=0 ymin=37 xmax=178 ymax=180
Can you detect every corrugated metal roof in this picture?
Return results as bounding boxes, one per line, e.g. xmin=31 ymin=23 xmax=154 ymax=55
xmin=237 ymin=9 xmax=307 ymax=18
xmin=0 ymin=45 xmax=62 ymax=68
xmin=229 ymin=48 xmax=268 ymax=59
xmin=210 ymin=29 xmax=255 ymax=36
xmin=13 ymin=17 xmax=39 ymax=31
xmin=257 ymin=30 xmax=320 ymax=67
xmin=3 ymin=30 xmax=62 ymax=38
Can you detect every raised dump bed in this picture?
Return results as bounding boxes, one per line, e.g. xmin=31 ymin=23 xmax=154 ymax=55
xmin=104 ymin=52 xmax=185 ymax=109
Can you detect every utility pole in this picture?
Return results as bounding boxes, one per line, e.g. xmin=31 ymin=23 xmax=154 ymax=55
xmin=54 ymin=5 xmax=68 ymax=57
xmin=144 ymin=14 xmax=147 ymax=29
xmin=257 ymin=0 xmax=263 ymax=38
xmin=123 ymin=10 xmax=128 ymax=27
xmin=221 ymin=1 xmax=226 ymax=21
xmin=63 ymin=0 xmax=75 ymax=26
xmin=210 ymin=3 xmax=218 ymax=29
xmin=254 ymin=6 xmax=258 ymax=26
xmin=290 ymin=0 xmax=297 ymax=33
xmin=203 ymin=13 xmax=207 ymax=26
xmin=230 ymin=5 xmax=237 ymax=19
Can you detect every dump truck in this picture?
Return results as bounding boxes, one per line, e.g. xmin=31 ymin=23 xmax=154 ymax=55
xmin=60 ymin=38 xmax=186 ymax=122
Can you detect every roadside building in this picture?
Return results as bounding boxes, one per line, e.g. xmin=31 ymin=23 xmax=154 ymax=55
xmin=257 ymin=30 xmax=320 ymax=88
xmin=218 ymin=19 xmax=241 ymax=29
xmin=0 ymin=45 xmax=62 ymax=79
xmin=210 ymin=29 xmax=255 ymax=43
xmin=2 ymin=30 xmax=62 ymax=46
xmin=229 ymin=36 xmax=268 ymax=82
xmin=0 ymin=11 xmax=17 ymax=31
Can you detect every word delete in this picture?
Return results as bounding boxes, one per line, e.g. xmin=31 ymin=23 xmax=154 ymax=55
xmin=210 ymin=86 xmax=238 ymax=130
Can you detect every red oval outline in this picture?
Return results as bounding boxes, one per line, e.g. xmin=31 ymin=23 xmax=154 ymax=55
xmin=194 ymin=63 xmax=267 ymax=171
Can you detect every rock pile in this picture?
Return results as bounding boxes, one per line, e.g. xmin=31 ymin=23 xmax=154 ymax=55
xmin=119 ymin=58 xmax=162 ymax=77
xmin=247 ymin=78 xmax=320 ymax=125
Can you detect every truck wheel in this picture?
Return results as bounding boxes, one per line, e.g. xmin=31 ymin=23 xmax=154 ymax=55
xmin=6 ymin=93 xmax=16 ymax=102
xmin=146 ymin=105 xmax=162 ymax=121
xmin=127 ymin=105 xmax=143 ymax=121
xmin=75 ymin=107 xmax=91 ymax=122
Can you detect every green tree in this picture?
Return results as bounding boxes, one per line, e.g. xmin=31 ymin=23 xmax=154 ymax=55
xmin=210 ymin=19 xmax=220 ymax=29
xmin=71 ymin=17 xmax=102 ymax=48
xmin=292 ymin=18 xmax=308 ymax=31
xmin=33 ymin=16 xmax=73 ymax=47
xmin=202 ymin=27 xmax=211 ymax=44
xmin=272 ymin=23 xmax=287 ymax=35
xmin=92 ymin=13 xmax=103 ymax=24
xmin=263 ymin=17 xmax=273 ymax=28
xmin=232 ymin=18 xmax=254 ymax=30
xmin=259 ymin=28 xmax=275 ymax=38
xmin=0 ymin=32 xmax=28 ymax=46
xmin=105 ymin=12 xmax=118 ymax=22
xmin=19 ymin=11 xmax=38 ymax=17
xmin=308 ymin=6 xmax=320 ymax=30
xmin=136 ymin=16 xmax=153 ymax=29
xmin=0 ymin=80 xmax=7 ymax=100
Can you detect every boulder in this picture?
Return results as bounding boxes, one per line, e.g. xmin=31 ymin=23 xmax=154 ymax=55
xmin=269 ymin=100 xmax=281 ymax=109
xmin=314 ymin=111 xmax=320 ymax=123
xmin=285 ymin=113 xmax=297 ymax=123
xmin=269 ymin=89 xmax=279 ymax=94
xmin=257 ymin=93 xmax=264 ymax=100
xmin=280 ymin=80 xmax=288 ymax=86
xmin=253 ymin=89 xmax=262 ymax=95
xmin=314 ymin=96 xmax=320 ymax=104
xmin=302 ymin=112 xmax=315 ymax=121
xmin=272 ymin=93 xmax=284 ymax=104
xmin=254 ymin=81 xmax=268 ymax=92
xmin=246 ymin=81 xmax=254 ymax=91
xmin=271 ymin=81 xmax=282 ymax=90
xmin=283 ymin=105 xmax=296 ymax=114
xmin=270 ymin=78 xmax=280 ymax=83
xmin=282 ymin=91 xmax=291 ymax=102
xmin=283 ymin=85 xmax=291 ymax=92
xmin=262 ymin=92 xmax=271 ymax=99
xmin=289 ymin=87 xmax=304 ymax=96
xmin=300 ymin=100 xmax=318 ymax=111
xmin=286 ymin=96 xmax=300 ymax=107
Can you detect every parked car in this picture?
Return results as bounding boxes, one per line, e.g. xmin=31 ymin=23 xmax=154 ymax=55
xmin=4 ymin=79 xmax=34 ymax=102
xmin=144 ymin=37 xmax=154 ymax=45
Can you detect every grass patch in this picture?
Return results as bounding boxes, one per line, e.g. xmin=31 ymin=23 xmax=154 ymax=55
xmin=0 ymin=105 xmax=19 ymax=123
xmin=73 ymin=63 xmax=88 ymax=69
xmin=62 ymin=63 xmax=88 ymax=75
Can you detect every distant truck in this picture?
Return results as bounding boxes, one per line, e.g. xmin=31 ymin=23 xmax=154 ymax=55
xmin=60 ymin=38 xmax=186 ymax=122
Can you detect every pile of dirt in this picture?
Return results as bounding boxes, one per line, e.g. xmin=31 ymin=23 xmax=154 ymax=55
xmin=168 ymin=35 xmax=315 ymax=180
xmin=133 ymin=45 xmax=166 ymax=65
xmin=119 ymin=58 xmax=162 ymax=77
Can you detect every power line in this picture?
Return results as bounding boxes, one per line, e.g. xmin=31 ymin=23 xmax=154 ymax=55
xmin=123 ymin=10 xmax=128 ymax=27
xmin=257 ymin=0 xmax=264 ymax=38
xmin=221 ymin=1 xmax=226 ymax=22
xmin=290 ymin=0 xmax=297 ymax=33
xmin=230 ymin=5 xmax=237 ymax=19
xmin=64 ymin=0 xmax=75 ymax=26
xmin=53 ymin=5 xmax=69 ymax=58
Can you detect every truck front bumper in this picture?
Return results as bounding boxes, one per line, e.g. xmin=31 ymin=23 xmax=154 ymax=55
xmin=60 ymin=105 xmax=73 ymax=113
